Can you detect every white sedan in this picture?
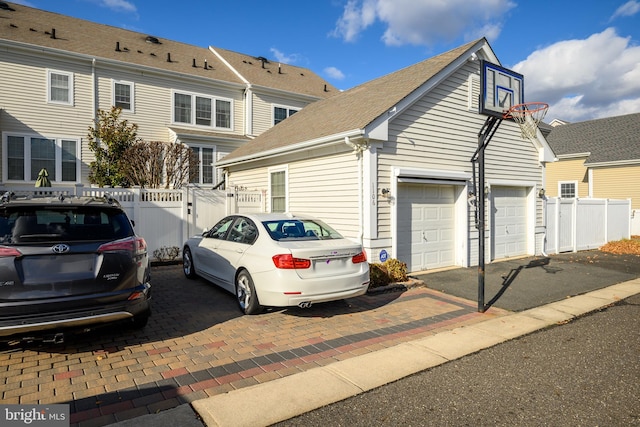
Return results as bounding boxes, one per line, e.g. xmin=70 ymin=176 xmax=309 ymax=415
xmin=182 ymin=213 xmax=370 ymax=314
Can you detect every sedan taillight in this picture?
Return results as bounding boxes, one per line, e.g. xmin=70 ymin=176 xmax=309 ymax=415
xmin=98 ymin=236 xmax=147 ymax=255
xmin=352 ymin=251 xmax=367 ymax=263
xmin=272 ymin=254 xmax=311 ymax=269
xmin=0 ymin=246 xmax=22 ymax=257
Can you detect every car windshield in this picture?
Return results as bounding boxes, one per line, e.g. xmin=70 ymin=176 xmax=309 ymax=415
xmin=262 ymin=219 xmax=343 ymax=241
xmin=0 ymin=206 xmax=134 ymax=244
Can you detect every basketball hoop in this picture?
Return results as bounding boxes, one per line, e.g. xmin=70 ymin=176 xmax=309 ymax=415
xmin=504 ymin=102 xmax=549 ymax=141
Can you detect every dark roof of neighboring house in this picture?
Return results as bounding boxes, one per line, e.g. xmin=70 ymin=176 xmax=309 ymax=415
xmin=220 ymin=38 xmax=484 ymax=163
xmin=0 ymin=2 xmax=335 ymax=99
xmin=545 ymin=112 xmax=640 ymax=164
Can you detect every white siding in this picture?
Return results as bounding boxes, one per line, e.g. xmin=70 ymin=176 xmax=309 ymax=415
xmin=228 ymin=148 xmax=361 ymax=239
xmin=251 ymin=92 xmax=309 ymax=136
xmin=377 ymin=62 xmax=544 ymax=263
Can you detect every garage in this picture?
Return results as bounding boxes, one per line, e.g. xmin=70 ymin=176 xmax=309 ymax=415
xmin=491 ymin=186 xmax=528 ymax=260
xmin=397 ymin=183 xmax=455 ymax=272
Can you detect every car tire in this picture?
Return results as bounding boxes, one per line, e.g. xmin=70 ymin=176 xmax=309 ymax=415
xmin=183 ymin=246 xmax=197 ymax=279
xmin=236 ymin=269 xmax=263 ymax=315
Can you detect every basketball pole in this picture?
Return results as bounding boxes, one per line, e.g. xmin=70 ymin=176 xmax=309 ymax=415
xmin=471 ymin=115 xmax=502 ymax=313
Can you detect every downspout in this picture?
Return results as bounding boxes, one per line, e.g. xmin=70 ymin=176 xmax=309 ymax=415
xmin=244 ymin=85 xmax=253 ymax=136
xmin=345 ymin=136 xmax=366 ymax=246
xmin=91 ymin=58 xmax=97 ymax=122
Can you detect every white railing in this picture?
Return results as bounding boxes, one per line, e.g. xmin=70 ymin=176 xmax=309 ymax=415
xmin=0 ymin=185 xmax=264 ymax=261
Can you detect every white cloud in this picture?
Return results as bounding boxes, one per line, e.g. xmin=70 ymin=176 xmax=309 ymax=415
xmin=89 ymin=0 xmax=137 ymax=13
xmin=331 ymin=0 xmax=377 ymax=42
xmin=269 ymin=48 xmax=302 ymax=65
xmin=332 ymin=0 xmax=515 ymax=45
xmin=512 ymin=28 xmax=640 ymax=122
xmin=610 ymin=0 xmax=640 ymax=21
xmin=324 ymin=66 xmax=346 ymax=80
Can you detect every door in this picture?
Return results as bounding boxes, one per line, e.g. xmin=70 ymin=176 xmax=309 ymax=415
xmin=397 ymin=183 xmax=455 ymax=272
xmin=491 ymin=186 xmax=528 ymax=259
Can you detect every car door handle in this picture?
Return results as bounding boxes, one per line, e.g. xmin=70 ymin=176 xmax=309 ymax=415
xmin=236 ymin=249 xmax=244 ymax=253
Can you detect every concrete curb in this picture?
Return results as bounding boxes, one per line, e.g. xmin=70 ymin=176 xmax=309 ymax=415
xmin=192 ymin=279 xmax=640 ymax=427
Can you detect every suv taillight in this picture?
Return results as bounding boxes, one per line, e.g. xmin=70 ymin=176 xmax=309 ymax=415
xmin=0 ymin=246 xmax=22 ymax=257
xmin=98 ymin=236 xmax=147 ymax=255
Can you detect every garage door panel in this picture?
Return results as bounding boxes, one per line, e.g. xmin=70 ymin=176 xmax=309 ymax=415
xmin=398 ymin=184 xmax=456 ymax=272
xmin=492 ymin=186 xmax=527 ymax=260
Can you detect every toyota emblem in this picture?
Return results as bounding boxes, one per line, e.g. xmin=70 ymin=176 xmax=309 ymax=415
xmin=51 ymin=244 xmax=70 ymax=254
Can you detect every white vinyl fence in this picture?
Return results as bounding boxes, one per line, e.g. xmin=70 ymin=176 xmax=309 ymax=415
xmin=0 ymin=185 xmax=264 ymax=261
xmin=544 ymin=197 xmax=631 ymax=254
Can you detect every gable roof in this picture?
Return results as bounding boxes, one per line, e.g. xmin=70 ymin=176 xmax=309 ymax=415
xmin=546 ymin=112 xmax=640 ymax=165
xmin=0 ymin=2 xmax=241 ymax=84
xmin=219 ymin=38 xmax=486 ymax=165
xmin=212 ymin=47 xmax=338 ymax=99
xmin=0 ymin=1 xmax=334 ymax=98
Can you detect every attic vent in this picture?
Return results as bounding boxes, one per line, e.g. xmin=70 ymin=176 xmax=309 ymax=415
xmin=145 ymin=35 xmax=161 ymax=44
xmin=0 ymin=2 xmax=15 ymax=11
xmin=256 ymin=56 xmax=269 ymax=68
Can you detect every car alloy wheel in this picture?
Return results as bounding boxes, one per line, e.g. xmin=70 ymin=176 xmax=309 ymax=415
xmin=183 ymin=247 xmax=197 ymax=279
xmin=236 ymin=269 xmax=262 ymax=315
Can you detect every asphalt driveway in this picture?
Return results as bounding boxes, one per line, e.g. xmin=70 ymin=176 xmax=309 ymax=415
xmin=415 ymin=250 xmax=640 ymax=311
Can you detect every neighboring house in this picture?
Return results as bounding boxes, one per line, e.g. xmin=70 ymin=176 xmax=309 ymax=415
xmin=0 ymin=1 xmax=336 ymax=188
xmin=544 ymin=112 xmax=640 ymax=234
xmin=218 ymin=38 xmax=555 ymax=272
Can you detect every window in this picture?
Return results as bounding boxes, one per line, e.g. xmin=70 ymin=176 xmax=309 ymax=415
xmin=189 ymin=146 xmax=216 ymax=185
xmin=273 ymin=106 xmax=299 ymax=125
xmin=559 ymin=182 xmax=577 ymax=198
xmin=2 ymin=134 xmax=79 ymax=183
xmin=47 ymin=70 xmax=73 ymax=105
xmin=269 ymin=168 xmax=287 ymax=212
xmin=113 ymin=81 xmax=134 ymax=111
xmin=30 ymin=138 xmax=56 ymax=180
xmin=173 ymin=91 xmax=232 ymax=129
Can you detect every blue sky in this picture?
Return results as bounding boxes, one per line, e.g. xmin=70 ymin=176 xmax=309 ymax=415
xmin=12 ymin=0 xmax=640 ymax=122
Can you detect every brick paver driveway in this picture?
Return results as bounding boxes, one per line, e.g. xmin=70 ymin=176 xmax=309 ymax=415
xmin=1 ymin=265 xmax=507 ymax=427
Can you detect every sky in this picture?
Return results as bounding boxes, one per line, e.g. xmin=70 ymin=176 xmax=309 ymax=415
xmin=10 ymin=0 xmax=640 ymax=123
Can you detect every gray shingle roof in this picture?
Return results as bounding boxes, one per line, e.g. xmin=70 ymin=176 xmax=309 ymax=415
xmin=220 ymin=38 xmax=484 ymax=164
xmin=546 ymin=112 xmax=640 ymax=164
xmin=0 ymin=2 xmax=334 ymax=99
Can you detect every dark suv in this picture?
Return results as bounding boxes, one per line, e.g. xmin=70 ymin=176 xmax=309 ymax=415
xmin=0 ymin=192 xmax=151 ymax=344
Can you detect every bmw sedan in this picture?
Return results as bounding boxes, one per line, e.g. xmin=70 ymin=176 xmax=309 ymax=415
xmin=0 ymin=193 xmax=151 ymax=344
xmin=182 ymin=213 xmax=370 ymax=314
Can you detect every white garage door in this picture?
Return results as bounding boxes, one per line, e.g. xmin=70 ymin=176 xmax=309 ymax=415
xmin=492 ymin=186 xmax=527 ymax=260
xmin=397 ymin=183 xmax=455 ymax=272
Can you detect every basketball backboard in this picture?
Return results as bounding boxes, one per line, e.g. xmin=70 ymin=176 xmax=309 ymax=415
xmin=480 ymin=60 xmax=524 ymax=118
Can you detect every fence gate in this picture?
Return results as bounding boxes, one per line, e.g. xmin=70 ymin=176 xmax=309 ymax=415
xmin=545 ymin=197 xmax=631 ymax=254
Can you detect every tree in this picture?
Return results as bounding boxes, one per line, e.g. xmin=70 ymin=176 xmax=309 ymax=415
xmin=123 ymin=141 xmax=199 ymax=189
xmin=87 ymin=107 xmax=139 ymax=187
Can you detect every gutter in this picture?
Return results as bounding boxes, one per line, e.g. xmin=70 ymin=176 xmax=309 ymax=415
xmin=217 ymin=128 xmax=365 ymax=167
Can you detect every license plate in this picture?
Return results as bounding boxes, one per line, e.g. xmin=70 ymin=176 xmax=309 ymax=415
xmin=23 ymin=255 xmax=95 ymax=278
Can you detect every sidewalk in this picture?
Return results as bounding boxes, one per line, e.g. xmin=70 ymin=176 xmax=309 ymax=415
xmin=106 ymin=251 xmax=640 ymax=427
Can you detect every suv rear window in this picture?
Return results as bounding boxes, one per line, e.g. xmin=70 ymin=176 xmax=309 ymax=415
xmin=0 ymin=207 xmax=134 ymax=244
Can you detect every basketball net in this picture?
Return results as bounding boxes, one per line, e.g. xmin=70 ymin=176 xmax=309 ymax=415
xmin=505 ymin=102 xmax=549 ymax=142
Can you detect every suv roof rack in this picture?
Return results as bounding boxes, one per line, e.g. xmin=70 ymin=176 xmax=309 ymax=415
xmin=0 ymin=192 xmax=123 ymax=208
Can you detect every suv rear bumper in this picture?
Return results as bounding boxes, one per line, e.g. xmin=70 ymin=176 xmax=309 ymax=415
xmin=0 ymin=284 xmax=151 ymax=339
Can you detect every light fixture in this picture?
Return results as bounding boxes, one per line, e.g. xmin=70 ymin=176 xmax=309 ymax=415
xmin=381 ymin=188 xmax=390 ymax=197
xmin=538 ymin=188 xmax=546 ymax=198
